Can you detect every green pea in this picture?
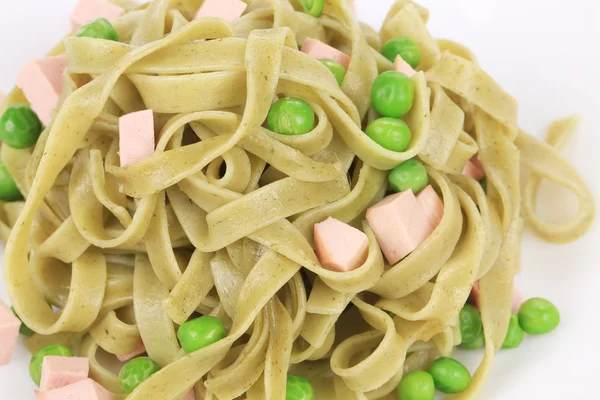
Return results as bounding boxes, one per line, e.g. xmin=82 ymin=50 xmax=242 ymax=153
xmin=518 ymin=298 xmax=560 ymax=335
xmin=177 ymin=316 xmax=227 ymax=353
xmin=267 ymin=98 xmax=315 ymax=136
xmin=388 ymin=159 xmax=428 ymax=194
xmin=480 ymin=177 xmax=488 ymax=193
xmin=459 ymin=304 xmax=483 ymax=346
xmin=459 ymin=332 xmax=484 ymax=350
xmin=297 ymin=0 xmax=325 ymax=17
xmin=385 ymin=310 xmax=397 ymax=318
xmin=502 ymin=314 xmax=524 ymax=349
xmin=11 ymin=307 xmax=35 ymax=336
xmin=365 ymin=118 xmax=412 ymax=152
xmin=381 ymin=37 xmax=422 ymax=68
xmin=0 ymin=163 xmax=22 ymax=202
xmin=396 ymin=370 xmax=435 ymax=400
xmin=76 ymin=18 xmax=119 ymax=41
xmin=320 ymin=59 xmax=346 ymax=85
xmin=286 ymin=375 xmax=314 ymax=400
xmin=0 ymin=104 xmax=42 ymax=149
xmin=428 ymin=357 xmax=471 ymax=394
xmin=119 ymin=357 xmax=160 ymax=393
xmin=30 ymin=344 xmax=73 ymax=385
xmin=371 ymin=71 xmax=415 ymax=118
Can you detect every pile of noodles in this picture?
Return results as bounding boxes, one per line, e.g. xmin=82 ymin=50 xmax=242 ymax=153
xmin=0 ymin=0 xmax=594 ymax=399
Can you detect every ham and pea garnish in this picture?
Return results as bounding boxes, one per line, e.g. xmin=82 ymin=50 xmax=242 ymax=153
xmin=0 ymin=1 xmax=592 ymax=400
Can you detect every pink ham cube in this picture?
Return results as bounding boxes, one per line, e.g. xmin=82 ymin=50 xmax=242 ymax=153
xmin=119 ymin=109 xmax=155 ymax=167
xmin=314 ymin=217 xmax=369 ymax=272
xmin=0 ymin=300 xmax=21 ymax=365
xmin=182 ymin=390 xmax=195 ymax=400
xmin=301 ymin=38 xmax=351 ymax=69
xmin=17 ymin=55 xmax=69 ymax=125
xmin=416 ymin=185 xmax=444 ymax=230
xmin=470 ymin=282 xmax=523 ymax=314
xmin=116 ymin=339 xmax=146 ymax=362
xmin=71 ymin=0 xmax=125 ymax=28
xmin=195 ymin=0 xmax=247 ymax=23
xmin=40 ymin=356 xmax=89 ymax=391
xmin=36 ymin=379 xmax=115 ymax=400
xmin=366 ymin=191 xmax=432 ymax=265
xmin=462 ymin=156 xmax=485 ymax=181
xmin=394 ymin=55 xmax=416 ymax=77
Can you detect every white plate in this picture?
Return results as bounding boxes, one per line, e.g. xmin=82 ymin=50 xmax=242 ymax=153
xmin=1 ymin=1 xmax=599 ymax=399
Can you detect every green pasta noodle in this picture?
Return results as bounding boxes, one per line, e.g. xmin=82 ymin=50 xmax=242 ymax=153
xmin=0 ymin=0 xmax=594 ymax=399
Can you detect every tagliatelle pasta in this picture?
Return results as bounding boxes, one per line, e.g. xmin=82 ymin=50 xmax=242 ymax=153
xmin=0 ymin=0 xmax=594 ymax=399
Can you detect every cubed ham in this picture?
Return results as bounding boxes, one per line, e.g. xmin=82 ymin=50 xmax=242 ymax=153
xmin=195 ymin=0 xmax=247 ymax=23
xmin=394 ymin=55 xmax=416 ymax=77
xmin=366 ymin=191 xmax=433 ymax=265
xmin=119 ymin=109 xmax=155 ymax=167
xmin=40 ymin=356 xmax=89 ymax=391
xmin=182 ymin=390 xmax=195 ymax=400
xmin=71 ymin=0 xmax=125 ymax=28
xmin=116 ymin=339 xmax=146 ymax=362
xmin=462 ymin=156 xmax=485 ymax=181
xmin=313 ymin=217 xmax=369 ymax=272
xmin=35 ymin=379 xmax=115 ymax=400
xmin=16 ymin=55 xmax=69 ymax=125
xmin=470 ymin=282 xmax=523 ymax=314
xmin=301 ymin=38 xmax=351 ymax=69
xmin=416 ymin=185 xmax=443 ymax=230
xmin=0 ymin=300 xmax=21 ymax=365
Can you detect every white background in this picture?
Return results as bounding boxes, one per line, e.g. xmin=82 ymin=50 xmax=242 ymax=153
xmin=1 ymin=0 xmax=600 ymax=399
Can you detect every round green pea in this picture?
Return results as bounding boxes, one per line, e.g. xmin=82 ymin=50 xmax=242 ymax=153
xmin=76 ymin=18 xmax=119 ymax=41
xmin=320 ymin=59 xmax=346 ymax=85
xmin=459 ymin=304 xmax=483 ymax=346
xmin=119 ymin=357 xmax=160 ymax=393
xmin=480 ymin=177 xmax=488 ymax=193
xmin=518 ymin=298 xmax=560 ymax=335
xmin=428 ymin=357 xmax=471 ymax=394
xmin=297 ymin=0 xmax=325 ymax=17
xmin=388 ymin=159 xmax=428 ymax=194
xmin=396 ymin=370 xmax=435 ymax=400
xmin=0 ymin=163 xmax=22 ymax=202
xmin=502 ymin=314 xmax=524 ymax=349
xmin=11 ymin=307 xmax=35 ymax=336
xmin=371 ymin=71 xmax=415 ymax=118
xmin=0 ymin=104 xmax=42 ymax=149
xmin=267 ymin=98 xmax=315 ymax=136
xmin=30 ymin=344 xmax=73 ymax=385
xmin=460 ymin=332 xmax=484 ymax=350
xmin=381 ymin=37 xmax=422 ymax=68
xmin=365 ymin=118 xmax=412 ymax=152
xmin=177 ymin=316 xmax=227 ymax=353
xmin=286 ymin=375 xmax=314 ymax=400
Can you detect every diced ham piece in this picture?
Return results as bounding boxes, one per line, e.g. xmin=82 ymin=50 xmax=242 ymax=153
xmin=0 ymin=300 xmax=21 ymax=365
xmin=40 ymin=356 xmax=89 ymax=391
xmin=394 ymin=55 xmax=416 ymax=77
xmin=116 ymin=339 xmax=146 ymax=362
xmin=119 ymin=109 xmax=155 ymax=167
xmin=314 ymin=217 xmax=369 ymax=272
xmin=195 ymin=0 xmax=247 ymax=23
xmin=416 ymin=185 xmax=443 ymax=230
xmin=470 ymin=282 xmax=523 ymax=314
xmin=301 ymin=38 xmax=351 ymax=69
xmin=17 ymin=55 xmax=69 ymax=126
xmin=366 ymin=191 xmax=433 ymax=265
xmin=182 ymin=390 xmax=195 ymax=400
xmin=462 ymin=156 xmax=485 ymax=181
xmin=71 ymin=0 xmax=125 ymax=28
xmin=35 ymin=379 xmax=115 ymax=400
